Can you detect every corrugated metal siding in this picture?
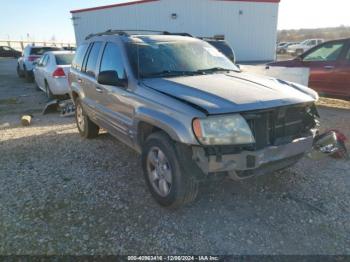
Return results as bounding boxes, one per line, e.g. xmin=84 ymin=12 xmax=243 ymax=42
xmin=72 ymin=0 xmax=279 ymax=62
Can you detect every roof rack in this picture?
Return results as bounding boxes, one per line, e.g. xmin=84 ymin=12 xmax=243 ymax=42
xmin=85 ymin=29 xmax=193 ymax=40
xmin=198 ymin=35 xmax=226 ymax=41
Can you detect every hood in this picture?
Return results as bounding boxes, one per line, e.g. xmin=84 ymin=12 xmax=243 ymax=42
xmin=142 ymin=72 xmax=317 ymax=115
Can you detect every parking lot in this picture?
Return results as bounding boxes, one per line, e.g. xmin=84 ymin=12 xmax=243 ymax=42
xmin=0 ymin=57 xmax=350 ymax=255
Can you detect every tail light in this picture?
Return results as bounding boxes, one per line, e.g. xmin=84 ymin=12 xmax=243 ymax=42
xmin=28 ymin=55 xmax=39 ymax=62
xmin=52 ymin=67 xmax=66 ymax=78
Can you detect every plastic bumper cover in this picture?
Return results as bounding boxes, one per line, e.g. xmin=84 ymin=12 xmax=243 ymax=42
xmin=192 ymin=136 xmax=314 ymax=174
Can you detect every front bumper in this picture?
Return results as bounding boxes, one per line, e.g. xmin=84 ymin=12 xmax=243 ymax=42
xmin=192 ymin=136 xmax=314 ymax=176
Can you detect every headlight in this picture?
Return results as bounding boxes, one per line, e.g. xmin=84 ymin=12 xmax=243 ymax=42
xmin=192 ymin=114 xmax=255 ymax=145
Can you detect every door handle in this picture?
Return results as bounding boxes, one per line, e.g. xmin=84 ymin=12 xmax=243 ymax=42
xmin=96 ymin=87 xmax=103 ymax=93
xmin=324 ymin=66 xmax=335 ymax=70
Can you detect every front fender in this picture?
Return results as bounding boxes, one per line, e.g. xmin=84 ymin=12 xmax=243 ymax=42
xmin=134 ymin=106 xmax=199 ymax=147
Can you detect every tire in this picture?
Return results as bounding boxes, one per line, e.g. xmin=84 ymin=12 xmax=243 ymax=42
xmin=75 ymin=98 xmax=99 ymax=139
xmin=142 ymin=131 xmax=199 ymax=208
xmin=24 ymin=67 xmax=33 ymax=82
xmin=45 ymin=81 xmax=54 ymax=99
xmin=17 ymin=64 xmax=24 ymax=78
xmin=34 ymin=79 xmax=41 ymax=91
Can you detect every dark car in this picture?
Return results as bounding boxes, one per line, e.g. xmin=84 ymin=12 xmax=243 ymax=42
xmin=0 ymin=46 xmax=21 ymax=58
xmin=268 ymin=38 xmax=350 ymax=98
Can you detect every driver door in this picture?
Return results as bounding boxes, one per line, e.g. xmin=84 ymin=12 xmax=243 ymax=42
xmin=301 ymin=40 xmax=347 ymax=94
xmin=95 ymin=42 xmax=134 ymax=147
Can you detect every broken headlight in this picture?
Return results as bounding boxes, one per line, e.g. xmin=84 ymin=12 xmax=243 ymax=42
xmin=192 ymin=114 xmax=255 ymax=145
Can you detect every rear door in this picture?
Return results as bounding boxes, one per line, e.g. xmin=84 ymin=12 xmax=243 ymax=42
xmin=80 ymin=42 xmax=104 ymax=120
xmin=301 ymin=40 xmax=347 ymax=95
xmin=34 ymin=54 xmax=48 ymax=88
xmin=70 ymin=43 xmax=90 ymax=95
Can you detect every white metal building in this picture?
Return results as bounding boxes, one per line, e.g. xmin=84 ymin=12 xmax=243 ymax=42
xmin=71 ymin=0 xmax=280 ymax=62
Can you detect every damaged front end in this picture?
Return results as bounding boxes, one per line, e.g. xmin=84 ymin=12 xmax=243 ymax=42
xmin=192 ymin=103 xmax=348 ymax=180
xmin=309 ymin=130 xmax=349 ymax=160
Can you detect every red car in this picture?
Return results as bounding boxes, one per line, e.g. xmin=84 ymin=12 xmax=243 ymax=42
xmin=268 ymin=38 xmax=350 ymax=98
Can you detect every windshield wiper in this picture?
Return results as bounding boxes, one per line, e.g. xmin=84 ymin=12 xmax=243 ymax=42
xmin=142 ymin=70 xmax=198 ymax=78
xmin=142 ymin=67 xmax=238 ymax=78
xmin=195 ymin=67 xmax=237 ymax=74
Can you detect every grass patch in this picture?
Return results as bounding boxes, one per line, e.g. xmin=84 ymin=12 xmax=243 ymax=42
xmin=0 ymin=98 xmax=18 ymax=105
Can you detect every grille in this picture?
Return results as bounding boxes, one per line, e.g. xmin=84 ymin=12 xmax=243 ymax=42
xmin=243 ymin=104 xmax=316 ymax=150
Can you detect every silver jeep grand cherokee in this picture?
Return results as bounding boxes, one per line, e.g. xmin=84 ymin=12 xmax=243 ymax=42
xmin=69 ymin=31 xmax=320 ymax=208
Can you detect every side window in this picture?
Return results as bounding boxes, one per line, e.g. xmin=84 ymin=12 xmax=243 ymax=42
xmin=42 ymin=55 xmax=49 ymax=67
xmin=72 ymin=44 xmax=89 ymax=71
xmin=38 ymin=55 xmax=46 ymax=66
xmin=309 ymin=40 xmax=316 ymax=46
xmin=303 ymin=42 xmax=345 ymax=62
xmin=85 ymin=42 xmax=102 ymax=77
xmin=100 ymin=42 xmax=126 ymax=80
xmin=346 ymin=48 xmax=350 ymax=61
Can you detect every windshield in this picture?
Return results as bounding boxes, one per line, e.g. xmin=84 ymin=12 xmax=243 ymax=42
xmin=126 ymin=39 xmax=239 ymax=78
xmin=30 ymin=47 xmax=61 ymax=55
xmin=55 ymin=53 xmax=74 ymax=65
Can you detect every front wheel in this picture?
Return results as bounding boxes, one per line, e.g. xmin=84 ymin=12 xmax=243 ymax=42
xmin=142 ymin=132 xmax=199 ymax=208
xmin=75 ymin=98 xmax=99 ymax=139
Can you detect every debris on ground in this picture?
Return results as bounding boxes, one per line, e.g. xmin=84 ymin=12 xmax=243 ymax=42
xmin=42 ymin=99 xmax=75 ymax=117
xmin=42 ymin=99 xmax=60 ymax=115
xmin=59 ymin=99 xmax=75 ymax=117
xmin=20 ymin=115 xmax=32 ymax=126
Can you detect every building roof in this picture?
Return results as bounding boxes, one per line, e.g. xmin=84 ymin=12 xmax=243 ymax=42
xmin=71 ymin=0 xmax=281 ymax=14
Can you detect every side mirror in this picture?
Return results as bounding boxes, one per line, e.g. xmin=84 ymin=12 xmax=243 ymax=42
xmin=98 ymin=70 xmax=127 ymax=87
xmin=33 ymin=59 xmax=39 ymax=66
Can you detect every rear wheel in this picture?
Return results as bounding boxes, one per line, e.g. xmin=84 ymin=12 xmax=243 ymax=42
xmin=34 ymin=79 xmax=41 ymax=91
xmin=17 ymin=64 xmax=24 ymax=78
xmin=142 ymin=132 xmax=199 ymax=208
xmin=45 ymin=81 xmax=54 ymax=99
xmin=75 ymin=98 xmax=99 ymax=139
xmin=24 ymin=67 xmax=33 ymax=82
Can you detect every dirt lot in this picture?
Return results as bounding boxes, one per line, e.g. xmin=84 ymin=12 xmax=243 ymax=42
xmin=0 ymin=58 xmax=350 ymax=255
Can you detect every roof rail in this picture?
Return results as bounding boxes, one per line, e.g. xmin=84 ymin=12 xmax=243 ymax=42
xmin=85 ymin=29 xmax=193 ymax=40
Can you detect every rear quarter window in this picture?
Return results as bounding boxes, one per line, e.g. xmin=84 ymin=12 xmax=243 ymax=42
xmin=72 ymin=44 xmax=89 ymax=71
xmin=85 ymin=42 xmax=103 ymax=77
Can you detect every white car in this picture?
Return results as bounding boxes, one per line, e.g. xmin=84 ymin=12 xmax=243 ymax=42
xmin=33 ymin=51 xmax=75 ymax=99
xmin=287 ymin=39 xmax=324 ymax=56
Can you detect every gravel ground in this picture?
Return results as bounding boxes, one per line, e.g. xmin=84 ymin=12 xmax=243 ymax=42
xmin=0 ymin=58 xmax=349 ymax=255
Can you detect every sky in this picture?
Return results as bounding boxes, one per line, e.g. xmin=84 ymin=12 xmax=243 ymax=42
xmin=0 ymin=0 xmax=349 ymax=42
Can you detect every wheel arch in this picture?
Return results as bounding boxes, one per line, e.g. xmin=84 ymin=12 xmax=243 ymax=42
xmin=134 ymin=107 xmax=198 ymax=152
